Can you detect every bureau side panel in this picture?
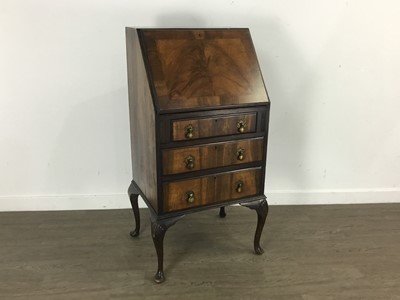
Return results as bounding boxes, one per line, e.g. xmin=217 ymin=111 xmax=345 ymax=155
xmin=126 ymin=28 xmax=158 ymax=212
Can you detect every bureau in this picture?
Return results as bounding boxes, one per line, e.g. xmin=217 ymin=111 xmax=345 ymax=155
xmin=125 ymin=28 xmax=270 ymax=283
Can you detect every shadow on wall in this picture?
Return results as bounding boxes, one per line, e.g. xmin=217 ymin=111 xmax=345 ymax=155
xmin=45 ymin=87 xmax=131 ymax=195
xmin=43 ymin=14 xmax=208 ymax=197
xmin=155 ymin=13 xmax=207 ymax=27
xmin=250 ymin=19 xmax=312 ymax=192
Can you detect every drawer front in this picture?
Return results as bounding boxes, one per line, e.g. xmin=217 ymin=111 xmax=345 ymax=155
xmin=163 ymin=168 xmax=262 ymax=212
xmin=162 ymin=138 xmax=264 ymax=175
xmin=172 ymin=113 xmax=257 ymax=141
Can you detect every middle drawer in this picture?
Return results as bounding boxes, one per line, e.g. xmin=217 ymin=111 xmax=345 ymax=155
xmin=162 ymin=137 xmax=264 ymax=175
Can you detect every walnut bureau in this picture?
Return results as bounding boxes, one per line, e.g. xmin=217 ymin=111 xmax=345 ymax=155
xmin=125 ymin=28 xmax=271 ymax=283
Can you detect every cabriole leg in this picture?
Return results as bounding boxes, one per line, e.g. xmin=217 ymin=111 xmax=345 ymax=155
xmin=219 ymin=207 xmax=226 ymax=218
xmin=151 ymin=215 xmax=184 ymax=283
xmin=128 ymin=181 xmax=140 ymax=238
xmin=241 ymin=198 xmax=269 ymax=255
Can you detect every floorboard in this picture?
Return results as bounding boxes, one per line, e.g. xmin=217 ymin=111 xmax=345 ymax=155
xmin=0 ymin=204 xmax=399 ymax=299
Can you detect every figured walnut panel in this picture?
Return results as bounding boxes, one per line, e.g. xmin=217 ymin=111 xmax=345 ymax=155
xmin=140 ymin=29 xmax=269 ymax=112
xmin=162 ymin=138 xmax=264 ymax=175
xmin=163 ymin=168 xmax=262 ymax=212
xmin=172 ymin=113 xmax=257 ymax=141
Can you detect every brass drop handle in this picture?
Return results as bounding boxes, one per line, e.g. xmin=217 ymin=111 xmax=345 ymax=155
xmin=237 ymin=148 xmax=245 ymax=161
xmin=235 ymin=181 xmax=244 ymax=193
xmin=237 ymin=120 xmax=246 ymax=133
xmin=185 ymin=124 xmax=194 ymax=139
xmin=185 ymin=155 xmax=195 ymax=170
xmin=186 ymin=191 xmax=195 ymax=203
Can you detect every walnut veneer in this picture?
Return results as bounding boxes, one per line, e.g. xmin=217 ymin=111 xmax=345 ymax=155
xmin=125 ymin=28 xmax=271 ymax=283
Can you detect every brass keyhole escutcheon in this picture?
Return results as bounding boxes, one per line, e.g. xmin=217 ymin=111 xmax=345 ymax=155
xmin=185 ymin=124 xmax=194 ymax=139
xmin=237 ymin=148 xmax=245 ymax=161
xmin=237 ymin=120 xmax=246 ymax=133
xmin=235 ymin=181 xmax=244 ymax=193
xmin=185 ymin=155 xmax=195 ymax=170
xmin=186 ymin=191 xmax=195 ymax=203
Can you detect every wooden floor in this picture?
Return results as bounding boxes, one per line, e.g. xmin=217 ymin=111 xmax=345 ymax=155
xmin=0 ymin=204 xmax=399 ymax=300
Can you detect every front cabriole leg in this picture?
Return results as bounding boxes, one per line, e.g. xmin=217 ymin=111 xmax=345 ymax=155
xmin=151 ymin=214 xmax=184 ymax=283
xmin=128 ymin=181 xmax=140 ymax=237
xmin=241 ymin=198 xmax=269 ymax=255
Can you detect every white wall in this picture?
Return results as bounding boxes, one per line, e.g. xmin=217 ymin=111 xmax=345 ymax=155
xmin=1 ymin=0 xmax=399 ymax=211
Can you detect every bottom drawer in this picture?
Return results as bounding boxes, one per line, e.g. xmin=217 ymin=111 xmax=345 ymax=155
xmin=163 ymin=168 xmax=262 ymax=212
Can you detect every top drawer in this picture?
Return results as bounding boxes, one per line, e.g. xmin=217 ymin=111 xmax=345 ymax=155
xmin=171 ymin=113 xmax=257 ymax=142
